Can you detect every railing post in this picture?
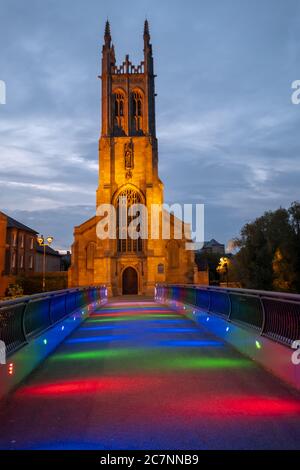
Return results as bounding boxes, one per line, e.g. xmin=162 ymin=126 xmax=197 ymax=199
xmin=227 ymin=292 xmax=232 ymax=321
xmin=48 ymin=293 xmax=53 ymax=325
xmin=207 ymin=289 xmax=212 ymax=313
xmin=259 ymin=295 xmax=267 ymax=336
xmin=21 ymin=298 xmax=30 ymax=344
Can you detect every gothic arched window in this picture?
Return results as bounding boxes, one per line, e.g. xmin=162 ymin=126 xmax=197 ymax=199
xmin=115 ymin=187 xmax=144 ymax=253
xmin=114 ymin=91 xmax=125 ymax=131
xmin=132 ymin=91 xmax=143 ymax=133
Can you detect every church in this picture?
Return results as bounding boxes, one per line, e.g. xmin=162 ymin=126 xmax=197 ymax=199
xmin=68 ymin=21 xmax=195 ymax=296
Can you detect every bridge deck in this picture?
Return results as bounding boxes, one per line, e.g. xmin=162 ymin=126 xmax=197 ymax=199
xmin=0 ymin=299 xmax=300 ymax=449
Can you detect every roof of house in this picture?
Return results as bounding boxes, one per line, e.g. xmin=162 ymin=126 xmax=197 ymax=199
xmin=203 ymin=238 xmax=224 ymax=248
xmin=2 ymin=212 xmax=38 ymax=234
xmin=36 ymin=244 xmax=61 ymax=257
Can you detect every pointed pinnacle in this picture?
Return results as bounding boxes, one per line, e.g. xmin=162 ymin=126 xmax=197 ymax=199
xmin=144 ymin=19 xmax=150 ymax=38
xmin=105 ymin=20 xmax=111 ymax=38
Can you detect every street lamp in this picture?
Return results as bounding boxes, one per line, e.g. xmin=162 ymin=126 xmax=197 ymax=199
xmin=218 ymin=256 xmax=229 ymax=288
xmin=37 ymin=235 xmax=54 ymax=292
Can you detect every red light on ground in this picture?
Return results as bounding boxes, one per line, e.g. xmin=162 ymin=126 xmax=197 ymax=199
xmin=16 ymin=376 xmax=163 ymax=398
xmin=170 ymin=396 xmax=300 ymax=418
xmin=8 ymin=363 xmax=14 ymax=375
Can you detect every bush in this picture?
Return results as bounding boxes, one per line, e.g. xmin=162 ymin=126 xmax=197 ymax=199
xmin=16 ymin=273 xmax=68 ymax=295
xmin=4 ymin=283 xmax=24 ymax=298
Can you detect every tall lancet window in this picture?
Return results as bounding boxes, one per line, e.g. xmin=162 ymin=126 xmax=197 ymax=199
xmin=132 ymin=91 xmax=143 ymax=133
xmin=114 ymin=91 xmax=125 ymax=134
xmin=115 ymin=187 xmax=143 ymax=253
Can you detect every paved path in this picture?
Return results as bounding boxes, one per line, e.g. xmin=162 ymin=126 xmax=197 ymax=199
xmin=0 ymin=298 xmax=300 ymax=449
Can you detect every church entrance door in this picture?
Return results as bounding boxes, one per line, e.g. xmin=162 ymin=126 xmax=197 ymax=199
xmin=122 ymin=267 xmax=138 ymax=295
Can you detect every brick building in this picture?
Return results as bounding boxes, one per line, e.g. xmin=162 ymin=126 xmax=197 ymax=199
xmin=0 ymin=212 xmax=37 ymax=296
xmin=0 ymin=212 xmax=68 ymax=296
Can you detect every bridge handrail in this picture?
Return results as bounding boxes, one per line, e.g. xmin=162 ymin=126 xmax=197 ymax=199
xmin=156 ymin=284 xmax=300 ymax=347
xmin=0 ymin=286 xmax=107 ymax=355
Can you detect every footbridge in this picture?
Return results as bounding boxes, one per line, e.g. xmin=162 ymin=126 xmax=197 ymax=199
xmin=0 ymin=285 xmax=299 ymax=450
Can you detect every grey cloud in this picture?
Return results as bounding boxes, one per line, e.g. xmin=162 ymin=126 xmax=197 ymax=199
xmin=1 ymin=0 xmax=300 ymax=248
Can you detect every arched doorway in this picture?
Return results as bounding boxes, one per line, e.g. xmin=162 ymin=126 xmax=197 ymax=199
xmin=122 ymin=267 xmax=138 ymax=295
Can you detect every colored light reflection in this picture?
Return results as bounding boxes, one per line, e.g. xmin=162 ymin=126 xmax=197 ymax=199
xmin=17 ymin=375 xmax=162 ymax=398
xmin=158 ymin=340 xmax=223 ymax=348
xmin=50 ymin=348 xmax=138 ymax=362
xmin=163 ymin=357 xmax=252 ymax=370
xmin=173 ymin=396 xmax=300 ymax=418
xmin=149 ymin=327 xmax=197 ymax=333
xmin=66 ymin=334 xmax=129 ymax=344
xmin=90 ymin=310 xmax=174 ymax=318
xmin=87 ymin=314 xmax=179 ymax=323
xmin=51 ymin=349 xmax=250 ymax=371
xmin=79 ymin=325 xmax=125 ymax=331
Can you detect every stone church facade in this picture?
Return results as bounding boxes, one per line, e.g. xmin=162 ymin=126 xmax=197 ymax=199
xmin=68 ymin=21 xmax=195 ymax=295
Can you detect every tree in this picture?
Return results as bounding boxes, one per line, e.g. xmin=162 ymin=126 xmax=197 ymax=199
xmin=233 ymin=203 xmax=299 ymax=292
xmin=288 ymin=201 xmax=300 ymax=291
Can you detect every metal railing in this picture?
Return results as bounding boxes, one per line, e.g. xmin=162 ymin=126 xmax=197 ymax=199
xmin=0 ymin=286 xmax=107 ymax=356
xmin=156 ymin=284 xmax=300 ymax=347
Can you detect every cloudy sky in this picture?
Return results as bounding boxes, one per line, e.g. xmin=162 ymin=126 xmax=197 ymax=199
xmin=0 ymin=0 xmax=299 ymax=250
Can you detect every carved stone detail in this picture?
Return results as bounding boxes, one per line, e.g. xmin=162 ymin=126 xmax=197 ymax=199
xmin=124 ymin=140 xmax=134 ymax=170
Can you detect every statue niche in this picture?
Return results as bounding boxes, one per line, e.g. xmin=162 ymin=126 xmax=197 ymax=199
xmin=124 ymin=140 xmax=134 ymax=179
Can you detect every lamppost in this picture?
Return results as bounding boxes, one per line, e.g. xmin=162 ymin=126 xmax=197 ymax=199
xmin=37 ymin=235 xmax=54 ymax=292
xmin=223 ymin=259 xmax=229 ymax=288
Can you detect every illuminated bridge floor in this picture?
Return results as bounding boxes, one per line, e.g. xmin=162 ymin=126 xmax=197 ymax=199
xmin=0 ymin=298 xmax=300 ymax=450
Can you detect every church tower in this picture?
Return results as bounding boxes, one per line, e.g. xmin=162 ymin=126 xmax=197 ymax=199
xmin=69 ymin=21 xmax=195 ymax=295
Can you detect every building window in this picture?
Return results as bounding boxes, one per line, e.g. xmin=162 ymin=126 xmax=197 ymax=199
xmin=20 ymin=255 xmax=24 ymax=269
xmin=20 ymin=233 xmax=24 ymax=248
xmin=29 ymin=255 xmax=33 ymax=269
xmin=115 ymin=187 xmax=143 ymax=253
xmin=11 ymin=252 xmax=16 ymax=269
xmin=12 ymin=232 xmax=17 ymax=247
xmin=30 ymin=237 xmax=34 ymax=250
xmin=157 ymin=263 xmax=164 ymax=274
xmin=114 ymin=92 xmax=125 ymax=132
xmin=132 ymin=91 xmax=143 ymax=133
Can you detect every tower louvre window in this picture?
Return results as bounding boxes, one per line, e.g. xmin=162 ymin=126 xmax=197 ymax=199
xmin=132 ymin=91 xmax=143 ymax=133
xmin=114 ymin=92 xmax=125 ymax=131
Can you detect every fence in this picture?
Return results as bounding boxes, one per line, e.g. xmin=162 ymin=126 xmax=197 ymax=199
xmin=0 ymin=286 xmax=107 ymax=356
xmin=156 ymin=284 xmax=300 ymax=347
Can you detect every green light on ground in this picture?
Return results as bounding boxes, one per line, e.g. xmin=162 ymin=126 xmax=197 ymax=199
xmin=50 ymin=348 xmax=252 ymax=371
xmin=50 ymin=348 xmax=141 ymax=362
xmin=162 ymin=357 xmax=253 ymax=370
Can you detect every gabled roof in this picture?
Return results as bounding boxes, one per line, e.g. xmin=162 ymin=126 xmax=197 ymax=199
xmin=204 ymin=238 xmax=224 ymax=248
xmin=1 ymin=212 xmax=38 ymax=234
